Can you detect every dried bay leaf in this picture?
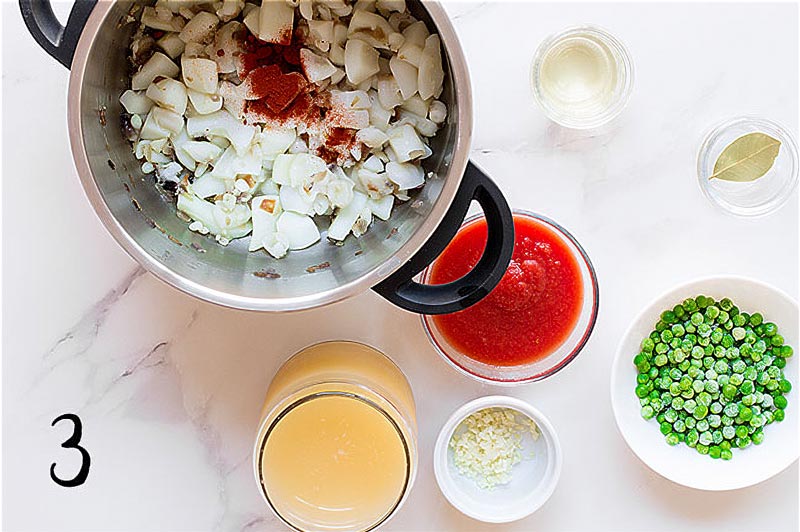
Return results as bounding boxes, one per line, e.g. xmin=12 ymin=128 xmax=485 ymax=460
xmin=710 ymin=132 xmax=781 ymax=182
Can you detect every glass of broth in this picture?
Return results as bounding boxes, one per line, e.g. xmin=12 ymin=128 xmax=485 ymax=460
xmin=254 ymin=341 xmax=417 ymax=531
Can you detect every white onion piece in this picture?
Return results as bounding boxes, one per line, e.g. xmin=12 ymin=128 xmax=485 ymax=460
xmin=389 ymin=56 xmax=417 ymax=99
xmin=386 ymin=161 xmax=424 ymax=189
xmin=344 ymin=39 xmax=379 ymax=84
xmin=387 ymin=124 xmax=425 ymax=162
xmin=146 ymin=78 xmax=188 ymax=115
xmin=258 ymin=0 xmax=294 ymax=44
xmin=368 ymin=194 xmax=394 ymax=220
xmin=187 ymin=88 xmax=223 ymax=115
xmin=277 ymin=211 xmax=320 ymax=250
xmin=328 ymin=190 xmax=367 ymax=241
xmin=120 ymin=90 xmax=154 ymax=114
xmin=181 ymin=56 xmax=218 ymax=94
xmin=132 ymin=52 xmax=179 ymax=91
xmin=186 ymin=110 xmax=256 ymax=154
xmin=179 ymin=11 xmax=219 ymax=43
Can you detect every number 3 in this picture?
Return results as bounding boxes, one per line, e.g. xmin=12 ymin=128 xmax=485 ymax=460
xmin=50 ymin=413 xmax=90 ymax=487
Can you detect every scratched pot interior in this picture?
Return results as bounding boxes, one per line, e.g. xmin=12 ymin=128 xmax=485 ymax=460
xmin=77 ymin=0 xmax=459 ymax=303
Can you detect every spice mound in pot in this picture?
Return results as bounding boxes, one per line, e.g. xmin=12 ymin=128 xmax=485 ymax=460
xmin=121 ymin=0 xmax=448 ymax=258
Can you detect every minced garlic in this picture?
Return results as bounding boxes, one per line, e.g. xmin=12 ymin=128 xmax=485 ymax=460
xmin=449 ymin=407 xmax=540 ymax=490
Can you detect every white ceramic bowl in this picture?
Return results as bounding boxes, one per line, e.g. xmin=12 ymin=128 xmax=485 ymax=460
xmin=433 ymin=396 xmax=562 ymax=523
xmin=611 ymin=276 xmax=799 ymax=491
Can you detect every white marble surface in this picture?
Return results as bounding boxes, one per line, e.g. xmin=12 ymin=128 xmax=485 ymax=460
xmin=3 ymin=2 xmax=798 ymax=531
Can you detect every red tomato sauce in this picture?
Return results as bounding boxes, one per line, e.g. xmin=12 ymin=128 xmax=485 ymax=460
xmin=429 ymin=215 xmax=584 ymax=366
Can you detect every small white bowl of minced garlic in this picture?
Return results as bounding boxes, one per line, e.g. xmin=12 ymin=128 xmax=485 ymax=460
xmin=434 ymin=396 xmax=562 ymax=523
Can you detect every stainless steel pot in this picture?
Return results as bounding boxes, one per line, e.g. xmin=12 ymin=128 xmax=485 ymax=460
xmin=21 ymin=0 xmax=514 ymax=313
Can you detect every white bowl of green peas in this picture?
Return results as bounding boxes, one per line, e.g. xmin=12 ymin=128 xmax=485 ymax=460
xmin=611 ymin=276 xmax=798 ymax=491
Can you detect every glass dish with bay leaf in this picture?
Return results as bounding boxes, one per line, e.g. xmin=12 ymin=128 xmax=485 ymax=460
xmin=698 ymin=116 xmax=798 ymax=217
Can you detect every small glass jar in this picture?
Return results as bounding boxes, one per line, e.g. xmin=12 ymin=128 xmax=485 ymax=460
xmin=254 ymin=341 xmax=417 ymax=532
xmin=697 ymin=116 xmax=799 ymax=217
xmin=531 ymin=25 xmax=634 ymax=129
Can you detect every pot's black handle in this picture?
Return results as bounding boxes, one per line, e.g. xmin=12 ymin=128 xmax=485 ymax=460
xmin=373 ymin=161 xmax=514 ymax=315
xmin=19 ymin=0 xmax=97 ymax=69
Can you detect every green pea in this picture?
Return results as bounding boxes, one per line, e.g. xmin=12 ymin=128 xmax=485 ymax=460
xmin=721 ymin=334 xmax=734 ymax=348
xmin=749 ymin=313 xmax=763 ymax=326
xmin=660 ymin=422 xmax=672 ymax=435
xmin=722 ymin=384 xmax=737 ymax=399
xmin=740 ymin=380 xmax=755 ymax=395
xmin=766 ymin=379 xmax=779 ymax=392
xmin=671 ymin=324 xmax=685 ymax=337
xmin=655 ymin=342 xmax=668 ymax=354
xmin=774 ymin=395 xmax=788 ymax=409
xmin=752 ymin=429 xmax=765 ymax=445
xmin=665 ymin=409 xmax=678 ymax=423
xmin=708 ymin=414 xmax=721 ymax=428
xmin=665 ymin=433 xmax=679 ymax=446
xmin=763 ymin=323 xmax=777 ymax=337
xmin=705 ymin=381 xmax=720 ymax=395
xmin=741 ymin=394 xmax=755 ymax=407
xmin=714 ymin=360 xmax=729 ymax=374
xmin=722 ymin=425 xmax=736 ymax=439
xmin=719 ymin=298 xmax=733 ymax=311
xmin=718 ymin=374 xmax=730 ymax=386
xmin=678 ymin=359 xmax=690 ymax=371
xmin=697 ymin=392 xmax=712 ymax=407
xmin=691 ymin=346 xmax=704 ymax=359
xmin=729 ymin=373 xmax=744 ymax=386
xmin=779 ymin=379 xmax=792 ymax=393
xmin=739 ymin=406 xmax=753 ymax=422
xmin=673 ymin=419 xmax=686 ymax=433
xmin=732 ymin=327 xmax=746 ymax=341
xmin=672 ymin=396 xmax=685 ymax=410
xmin=686 ymin=429 xmax=699 ymax=447
xmin=720 ymin=449 xmax=733 ymax=460
xmin=696 ymin=443 xmax=710 ymax=455
xmin=683 ymin=298 xmax=698 ymax=312
xmin=717 ymin=310 xmax=729 ymax=324
xmin=710 ymin=401 xmax=723 ymax=414
xmin=660 ymin=330 xmax=673 ymax=343
xmin=774 ymin=409 xmax=785 ymax=422
xmin=771 ymin=335 xmax=784 ymax=347
xmin=641 ymin=405 xmax=655 ymax=419
xmin=735 ymin=436 xmax=751 ymax=449
xmin=709 ymin=445 xmax=721 ymax=459
xmin=694 ymin=404 xmax=709 ymax=419
xmin=684 ymin=400 xmax=697 ymax=414
xmin=744 ymin=332 xmax=757 ymax=345
xmin=654 ymin=354 xmax=668 ymax=367
xmin=780 ymin=345 xmax=793 ymax=358
xmin=775 ymin=357 xmax=787 ymax=369
xmin=710 ymin=329 xmax=723 ymax=344
xmin=732 ymin=314 xmax=746 ymax=327
xmin=635 ymin=385 xmax=649 ymax=398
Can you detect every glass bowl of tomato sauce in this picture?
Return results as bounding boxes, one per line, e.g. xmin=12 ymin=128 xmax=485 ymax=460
xmin=421 ymin=211 xmax=599 ymax=384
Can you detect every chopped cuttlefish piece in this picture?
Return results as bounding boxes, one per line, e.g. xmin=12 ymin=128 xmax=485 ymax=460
xmin=277 ymin=211 xmax=321 ymax=250
xmin=429 ymin=100 xmax=447 ymax=124
xmin=120 ymin=90 xmax=154 ymax=115
xmin=141 ymin=6 xmax=185 ymax=32
xmin=308 ymin=20 xmax=334 ymax=52
xmin=328 ymin=190 xmax=368 ymax=241
xmin=345 ymin=39 xmax=380 ymax=85
xmin=279 ymin=184 xmax=314 ymax=215
xmin=182 ymin=56 xmax=218 ymax=94
xmin=179 ymin=11 xmax=219 ymax=44
xmin=326 ymin=176 xmax=355 ymax=208
xmin=132 ymin=52 xmax=179 ymax=91
xmin=249 ymin=194 xmax=283 ymax=252
xmin=385 ymin=161 xmax=425 ymax=189
xmin=368 ymin=194 xmax=394 ymax=220
xmin=140 ymin=107 xmax=184 ymax=139
xmin=172 ymin=127 xmax=196 ymax=170
xmin=389 ymin=56 xmax=417 ymax=100
xmin=387 ymin=124 xmax=426 ymax=162
xmin=211 ymin=144 xmax=263 ymax=179
xmin=347 ymin=9 xmax=393 ymax=49
xmin=157 ymin=33 xmax=185 ymax=59
xmin=300 ymin=49 xmax=339 ymax=84
xmin=259 ymin=127 xmax=297 ymax=159
xmin=146 ymin=78 xmax=188 ymax=115
xmin=271 ymin=153 xmax=296 ymax=185
xmin=289 ymin=153 xmax=328 ymax=189
xmin=184 ymin=141 xmax=223 ymax=164
xmin=177 ymin=192 xmax=252 ymax=239
xmin=191 ymin=174 xmax=227 ymax=198
xmin=417 ymin=34 xmax=444 ymax=100
xmin=187 ymin=110 xmax=256 ymax=154
xmin=211 ymin=21 xmax=243 ymax=74
xmin=258 ymin=0 xmax=294 ymax=45
xmin=188 ymin=89 xmax=223 ymax=115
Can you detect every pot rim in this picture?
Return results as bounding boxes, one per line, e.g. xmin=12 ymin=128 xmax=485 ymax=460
xmin=66 ymin=1 xmax=473 ymax=312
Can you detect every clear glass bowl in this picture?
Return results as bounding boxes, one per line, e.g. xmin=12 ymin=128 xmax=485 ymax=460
xmin=697 ymin=116 xmax=799 ymax=217
xmin=420 ymin=211 xmax=599 ymax=385
xmin=531 ymin=25 xmax=634 ymax=129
